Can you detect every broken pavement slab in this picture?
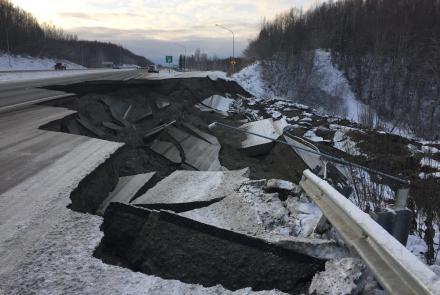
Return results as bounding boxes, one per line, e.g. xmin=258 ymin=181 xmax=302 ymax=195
xmin=143 ymin=121 xmax=176 ymax=140
xmin=96 ymin=172 xmax=156 ymax=215
xmin=155 ymin=98 xmax=171 ymax=109
xmin=149 ymin=125 xmax=222 ymax=171
xmin=76 ymin=114 xmax=107 ymax=138
xmin=98 ymin=202 xmax=325 ymax=292
xmin=284 ymin=134 xmax=323 ymax=173
xmin=195 ymin=94 xmax=234 ymax=116
xmin=239 ymin=118 xmax=288 ymax=156
xmin=149 ymin=139 xmax=182 ymax=164
xmin=131 ymin=168 xmax=249 ymax=211
xmin=102 ymin=121 xmax=124 ymax=131
xmin=201 ymin=94 xmax=234 ymax=112
xmin=100 ymin=97 xmax=131 ymax=127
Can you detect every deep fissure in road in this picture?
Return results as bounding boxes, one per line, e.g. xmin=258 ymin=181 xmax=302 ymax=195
xmin=40 ymin=78 xmax=323 ymax=293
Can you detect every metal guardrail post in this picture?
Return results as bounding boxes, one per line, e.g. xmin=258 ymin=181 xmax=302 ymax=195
xmin=300 ymin=169 xmax=440 ymax=295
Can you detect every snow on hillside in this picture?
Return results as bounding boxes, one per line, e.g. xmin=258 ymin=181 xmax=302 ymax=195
xmin=313 ymin=50 xmax=367 ymax=124
xmin=0 ymin=53 xmax=85 ymax=71
xmin=233 ymin=63 xmax=266 ymax=97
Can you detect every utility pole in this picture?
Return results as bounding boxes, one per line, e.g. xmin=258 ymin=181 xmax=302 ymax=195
xmin=81 ymin=43 xmax=85 ymax=66
xmin=215 ymin=24 xmax=235 ymax=73
xmin=5 ymin=25 xmax=14 ymax=68
xmin=175 ymin=43 xmax=187 ymax=72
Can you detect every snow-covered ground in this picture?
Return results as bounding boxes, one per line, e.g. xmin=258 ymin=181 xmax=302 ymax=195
xmin=0 ymin=68 xmax=133 ymax=84
xmin=232 ymin=60 xmax=440 ymax=270
xmin=234 ymin=50 xmax=420 ymax=140
xmin=0 ymin=53 xmax=85 ymax=71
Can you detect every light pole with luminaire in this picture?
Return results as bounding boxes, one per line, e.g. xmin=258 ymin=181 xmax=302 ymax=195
xmin=215 ymin=24 xmax=235 ymax=73
xmin=5 ymin=25 xmax=14 ymax=68
xmin=175 ymin=43 xmax=187 ymax=72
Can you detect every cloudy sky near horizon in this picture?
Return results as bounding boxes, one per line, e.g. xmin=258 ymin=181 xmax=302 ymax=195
xmin=11 ymin=0 xmax=327 ymax=64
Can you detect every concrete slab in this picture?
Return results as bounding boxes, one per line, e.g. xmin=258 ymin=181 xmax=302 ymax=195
xmin=239 ymin=118 xmax=288 ymax=156
xmin=149 ymin=139 xmax=182 ymax=164
xmin=97 ymin=172 xmax=156 ymax=215
xmin=131 ymin=168 xmax=249 ymax=210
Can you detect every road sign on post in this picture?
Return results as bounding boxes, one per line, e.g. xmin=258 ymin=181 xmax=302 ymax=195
xmin=165 ymin=56 xmax=173 ymax=64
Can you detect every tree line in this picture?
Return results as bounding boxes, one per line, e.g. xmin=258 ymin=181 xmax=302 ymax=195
xmin=0 ymin=0 xmax=150 ymax=67
xmin=178 ymin=48 xmax=246 ymax=73
xmin=245 ymin=0 xmax=440 ymax=139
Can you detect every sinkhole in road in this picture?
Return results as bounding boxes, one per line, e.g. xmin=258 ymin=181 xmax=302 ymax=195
xmin=39 ymin=77 xmax=323 ymax=293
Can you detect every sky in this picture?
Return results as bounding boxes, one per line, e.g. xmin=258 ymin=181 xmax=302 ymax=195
xmin=11 ymin=0 xmax=327 ymax=64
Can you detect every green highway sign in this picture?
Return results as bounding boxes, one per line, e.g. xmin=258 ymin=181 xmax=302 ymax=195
xmin=165 ymin=56 xmax=173 ymax=63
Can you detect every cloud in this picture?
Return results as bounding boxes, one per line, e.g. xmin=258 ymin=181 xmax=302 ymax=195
xmin=12 ymin=0 xmax=332 ymax=61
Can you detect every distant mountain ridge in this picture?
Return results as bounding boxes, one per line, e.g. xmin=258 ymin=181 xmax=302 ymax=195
xmin=0 ymin=0 xmax=151 ymax=67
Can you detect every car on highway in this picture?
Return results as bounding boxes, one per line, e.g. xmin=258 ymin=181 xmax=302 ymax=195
xmin=54 ymin=62 xmax=66 ymax=70
xmin=148 ymin=64 xmax=159 ymax=73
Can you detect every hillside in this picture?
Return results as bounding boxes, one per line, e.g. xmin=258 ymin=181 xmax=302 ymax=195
xmin=0 ymin=0 xmax=151 ymax=67
xmin=245 ymin=0 xmax=440 ymax=139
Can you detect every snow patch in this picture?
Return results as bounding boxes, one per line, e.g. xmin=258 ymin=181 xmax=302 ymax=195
xmin=0 ymin=53 xmax=85 ymax=71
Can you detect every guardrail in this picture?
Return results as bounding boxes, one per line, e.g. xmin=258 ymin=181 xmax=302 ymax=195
xmin=300 ymin=169 xmax=440 ymax=295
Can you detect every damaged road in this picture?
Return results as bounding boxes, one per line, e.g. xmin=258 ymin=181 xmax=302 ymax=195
xmin=0 ymin=74 xmax=366 ymax=294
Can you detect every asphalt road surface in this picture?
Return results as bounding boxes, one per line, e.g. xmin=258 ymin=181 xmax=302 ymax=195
xmin=0 ymin=69 xmax=146 ymax=112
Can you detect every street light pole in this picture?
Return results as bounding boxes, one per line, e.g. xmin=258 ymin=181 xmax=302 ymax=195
xmin=175 ymin=43 xmax=187 ymax=72
xmin=215 ymin=24 xmax=235 ymax=73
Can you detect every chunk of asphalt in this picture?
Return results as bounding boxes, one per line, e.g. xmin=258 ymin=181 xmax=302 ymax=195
xmin=155 ymin=98 xmax=171 ymax=109
xmin=100 ymin=97 xmax=131 ymax=127
xmin=102 ymin=121 xmax=124 ymax=131
xmin=168 ymin=126 xmax=222 ymax=171
xmin=131 ymin=168 xmax=249 ymax=212
xmin=239 ymin=118 xmax=288 ymax=156
xmin=149 ymin=139 xmax=182 ymax=164
xmin=201 ymin=94 xmax=234 ymax=112
xmin=76 ymin=114 xmax=106 ymax=138
xmin=96 ymin=172 xmax=156 ymax=216
xmin=143 ymin=121 xmax=176 ymax=140
xmin=97 ymin=202 xmax=325 ymax=292
xmin=129 ymin=104 xmax=153 ymax=123
xmin=149 ymin=126 xmax=222 ymax=171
